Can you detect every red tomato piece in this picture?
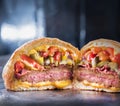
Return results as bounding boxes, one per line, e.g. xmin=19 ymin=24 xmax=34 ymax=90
xmin=98 ymin=50 xmax=110 ymax=61
xmin=91 ymin=47 xmax=102 ymax=54
xmin=40 ymin=51 xmax=48 ymax=58
xmin=54 ymin=51 xmax=62 ymax=61
xmin=84 ymin=51 xmax=96 ymax=62
xmin=111 ymin=53 xmax=120 ymax=66
xmin=14 ymin=61 xmax=25 ymax=73
xmin=48 ymin=46 xmax=58 ymax=56
xmin=106 ymin=47 xmax=114 ymax=56
xmin=21 ymin=54 xmax=44 ymax=70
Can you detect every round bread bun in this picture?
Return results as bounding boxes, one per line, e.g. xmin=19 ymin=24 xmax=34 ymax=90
xmin=2 ymin=37 xmax=80 ymax=91
xmin=74 ymin=38 xmax=120 ymax=92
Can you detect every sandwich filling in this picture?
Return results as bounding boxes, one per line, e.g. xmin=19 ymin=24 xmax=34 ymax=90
xmin=76 ymin=46 xmax=120 ymax=88
xmin=14 ymin=45 xmax=76 ymax=89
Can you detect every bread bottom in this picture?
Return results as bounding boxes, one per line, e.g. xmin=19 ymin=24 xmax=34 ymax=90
xmin=10 ymin=80 xmax=72 ymax=91
xmin=73 ymin=80 xmax=120 ymax=92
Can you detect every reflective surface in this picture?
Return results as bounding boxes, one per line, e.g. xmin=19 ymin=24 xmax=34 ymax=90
xmin=0 ymin=89 xmax=120 ymax=106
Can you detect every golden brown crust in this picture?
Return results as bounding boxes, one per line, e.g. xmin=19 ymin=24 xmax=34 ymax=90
xmin=80 ymin=38 xmax=120 ymax=57
xmin=2 ymin=37 xmax=80 ymax=90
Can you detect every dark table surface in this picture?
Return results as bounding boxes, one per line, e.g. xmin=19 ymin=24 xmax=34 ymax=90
xmin=0 ymin=55 xmax=120 ymax=106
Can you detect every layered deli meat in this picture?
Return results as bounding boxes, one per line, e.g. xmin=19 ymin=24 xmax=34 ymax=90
xmin=14 ymin=45 xmax=75 ymax=88
xmin=77 ymin=46 xmax=120 ymax=88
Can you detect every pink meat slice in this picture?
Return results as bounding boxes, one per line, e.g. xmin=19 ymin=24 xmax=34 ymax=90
xmin=16 ymin=65 xmax=72 ymax=83
xmin=74 ymin=67 xmax=120 ymax=88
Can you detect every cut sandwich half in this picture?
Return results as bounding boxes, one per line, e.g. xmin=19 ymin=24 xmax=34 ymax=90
xmin=73 ymin=39 xmax=120 ymax=92
xmin=2 ymin=38 xmax=80 ymax=91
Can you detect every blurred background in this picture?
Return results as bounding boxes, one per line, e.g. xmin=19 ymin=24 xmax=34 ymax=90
xmin=0 ymin=0 xmax=120 ymax=55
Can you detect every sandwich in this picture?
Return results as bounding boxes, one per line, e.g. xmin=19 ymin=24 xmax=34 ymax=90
xmin=73 ymin=39 xmax=120 ymax=92
xmin=2 ymin=38 xmax=80 ymax=91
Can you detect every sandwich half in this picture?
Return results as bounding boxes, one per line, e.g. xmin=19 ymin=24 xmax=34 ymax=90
xmin=73 ymin=39 xmax=120 ymax=92
xmin=2 ymin=38 xmax=80 ymax=91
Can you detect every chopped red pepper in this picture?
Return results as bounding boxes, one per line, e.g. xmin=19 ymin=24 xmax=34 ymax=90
xmin=91 ymin=47 xmax=102 ymax=54
xmin=14 ymin=61 xmax=25 ymax=73
xmin=39 ymin=51 xmax=48 ymax=58
xmin=111 ymin=53 xmax=120 ymax=66
xmin=106 ymin=47 xmax=114 ymax=59
xmin=21 ymin=54 xmax=44 ymax=70
xmin=98 ymin=50 xmax=110 ymax=61
xmin=84 ymin=51 xmax=96 ymax=62
xmin=48 ymin=46 xmax=58 ymax=56
xmin=54 ymin=51 xmax=62 ymax=61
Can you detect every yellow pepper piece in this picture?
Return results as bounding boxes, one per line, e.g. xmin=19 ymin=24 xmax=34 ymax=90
xmin=29 ymin=49 xmax=37 ymax=55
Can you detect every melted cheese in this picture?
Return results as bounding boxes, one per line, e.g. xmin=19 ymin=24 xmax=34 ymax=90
xmin=82 ymin=80 xmax=120 ymax=92
xmin=83 ymin=80 xmax=104 ymax=88
xmin=54 ymin=80 xmax=71 ymax=89
xmin=13 ymin=80 xmax=71 ymax=90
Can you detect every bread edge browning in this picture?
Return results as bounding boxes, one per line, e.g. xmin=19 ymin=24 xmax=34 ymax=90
xmin=2 ymin=37 xmax=80 ymax=91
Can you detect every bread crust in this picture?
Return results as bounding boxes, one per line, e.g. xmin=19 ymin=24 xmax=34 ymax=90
xmin=2 ymin=37 xmax=80 ymax=90
xmin=74 ymin=38 xmax=120 ymax=92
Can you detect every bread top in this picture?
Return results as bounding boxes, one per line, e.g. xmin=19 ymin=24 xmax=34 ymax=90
xmin=2 ymin=37 xmax=80 ymax=89
xmin=80 ymin=38 xmax=120 ymax=57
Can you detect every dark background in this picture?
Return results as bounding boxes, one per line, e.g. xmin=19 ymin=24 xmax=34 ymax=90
xmin=0 ymin=0 xmax=120 ymax=55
